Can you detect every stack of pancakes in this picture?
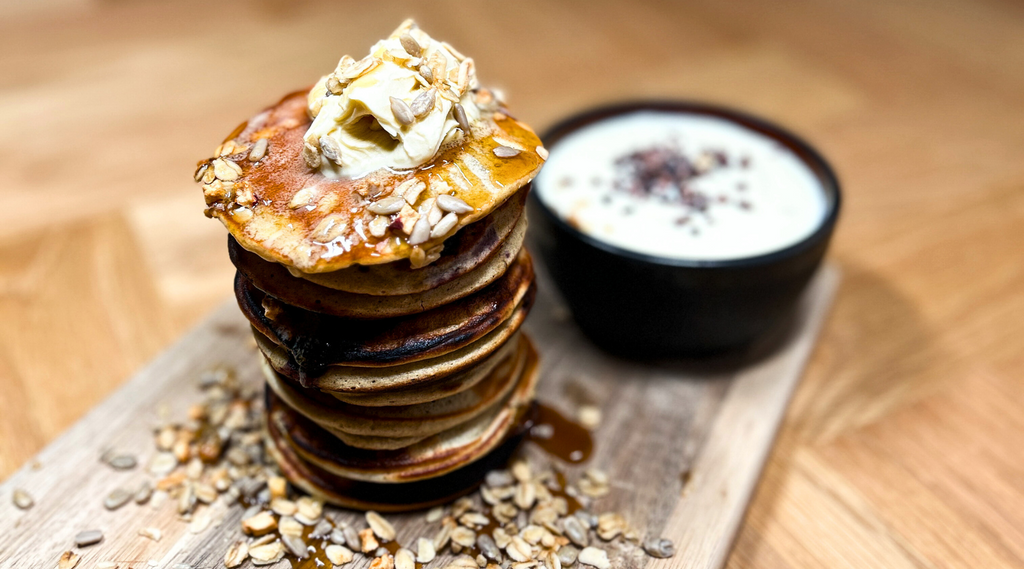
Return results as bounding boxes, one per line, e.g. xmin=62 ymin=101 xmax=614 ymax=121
xmin=197 ymin=89 xmax=546 ymax=510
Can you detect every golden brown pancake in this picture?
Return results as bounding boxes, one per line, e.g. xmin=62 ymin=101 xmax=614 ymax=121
xmin=199 ymin=90 xmax=544 ymax=273
xmin=263 ymin=402 xmax=534 ymax=512
xmin=266 ymin=340 xmax=538 ymax=483
xmin=255 ymin=289 xmax=534 ymax=390
xmin=236 ymin=249 xmax=534 ymax=370
xmin=288 ymin=188 xmax=527 ymax=295
xmin=229 ymin=225 xmax=527 ymax=320
xmin=261 ymin=337 xmax=529 ymax=443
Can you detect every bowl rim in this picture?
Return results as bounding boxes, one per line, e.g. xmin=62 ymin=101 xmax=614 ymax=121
xmin=531 ymin=100 xmax=842 ymax=269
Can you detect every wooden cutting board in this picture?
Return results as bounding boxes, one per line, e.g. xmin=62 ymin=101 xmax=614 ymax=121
xmin=0 ymin=264 xmax=838 ymax=569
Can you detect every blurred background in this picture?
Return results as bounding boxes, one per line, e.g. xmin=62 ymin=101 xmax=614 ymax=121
xmin=2 ymin=0 xmax=1024 ymax=567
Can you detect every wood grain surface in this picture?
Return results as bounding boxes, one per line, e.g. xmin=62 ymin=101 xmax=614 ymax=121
xmin=0 ymin=264 xmax=838 ymax=569
xmin=1 ymin=0 xmax=1023 ymax=567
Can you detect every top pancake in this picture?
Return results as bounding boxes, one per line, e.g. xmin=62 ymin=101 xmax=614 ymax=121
xmin=197 ymin=90 xmax=544 ymax=273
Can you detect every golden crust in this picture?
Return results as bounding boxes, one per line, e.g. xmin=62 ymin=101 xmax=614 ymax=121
xmin=197 ymin=90 xmax=544 ymax=272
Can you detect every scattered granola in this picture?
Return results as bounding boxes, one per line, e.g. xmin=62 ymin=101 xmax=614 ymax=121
xmin=58 ymin=551 xmax=80 ymax=569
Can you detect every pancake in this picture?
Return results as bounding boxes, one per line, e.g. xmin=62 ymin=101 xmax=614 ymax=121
xmin=263 ymin=403 xmax=535 ymax=511
xmin=261 ymin=336 xmax=530 ymax=442
xmin=256 ymin=287 xmax=534 ymax=390
xmin=266 ymin=342 xmax=539 ymax=483
xmin=236 ymin=249 xmax=535 ymax=369
xmin=229 ymin=219 xmax=527 ymax=320
xmin=287 ymin=188 xmax=527 ymax=295
xmin=199 ymin=90 xmax=544 ymax=273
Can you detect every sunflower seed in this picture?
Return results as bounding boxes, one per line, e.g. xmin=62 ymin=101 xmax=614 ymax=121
xmin=562 ymin=515 xmax=588 ymax=547
xmin=344 ymin=525 xmax=362 ymax=551
xmin=59 ymin=551 xmax=80 ymax=569
xmin=430 ymin=212 xmax=458 ymax=239
xmin=282 ymin=534 xmax=308 ymax=558
xmin=12 ymin=488 xmax=33 ymax=510
xmin=212 ymin=158 xmax=243 ymax=181
xmin=409 ymin=216 xmax=431 ymax=245
xmin=326 ymin=544 xmax=354 ymax=565
xmin=104 ymin=487 xmax=132 ymax=510
xmin=319 ymin=135 xmax=343 ymax=165
xmin=139 ymin=527 xmax=162 ymax=541
xmin=400 ymin=32 xmax=422 ymax=56
xmin=494 ymin=146 xmax=520 ymax=158
xmin=224 ymin=540 xmax=249 ymax=568
xmin=390 ymin=97 xmax=415 ymax=126
xmin=367 ymin=511 xmax=397 ymax=542
xmin=477 ymin=534 xmax=502 ymax=561
xmin=75 ymin=530 xmax=104 ymax=547
xmin=416 ymin=537 xmax=436 ymax=563
xmin=248 ymin=138 xmax=268 ymax=161
xmin=367 ymin=195 xmax=406 ymax=214
xmin=453 ymin=103 xmax=470 ymax=133
xmin=577 ymin=548 xmax=609 ymax=569
xmin=557 ymin=546 xmax=579 ymax=566
xmin=419 ymin=64 xmax=434 ymax=83
xmin=642 ymin=537 xmax=675 ymax=558
xmin=436 ymin=194 xmax=473 ymax=213
xmin=408 ymin=88 xmax=437 ymax=120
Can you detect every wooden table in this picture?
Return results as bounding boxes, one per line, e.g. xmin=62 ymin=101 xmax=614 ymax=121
xmin=1 ymin=1 xmax=1022 ymax=567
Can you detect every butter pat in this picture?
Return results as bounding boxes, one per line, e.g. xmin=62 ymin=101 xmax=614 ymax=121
xmin=304 ymin=20 xmax=484 ymax=179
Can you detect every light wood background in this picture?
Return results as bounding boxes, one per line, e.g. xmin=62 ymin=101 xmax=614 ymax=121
xmin=0 ymin=1 xmax=1022 ymax=568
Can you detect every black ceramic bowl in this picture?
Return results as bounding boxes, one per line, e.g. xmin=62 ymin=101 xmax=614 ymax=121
xmin=528 ymin=101 xmax=841 ymax=357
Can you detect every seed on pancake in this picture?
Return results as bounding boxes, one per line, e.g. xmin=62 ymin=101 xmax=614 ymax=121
xmin=368 ymin=215 xmax=390 ymax=238
xmin=212 ymin=158 xmax=243 ymax=181
xmin=427 ymin=211 xmax=459 ymax=239
xmin=408 ymin=216 xmax=431 ymax=245
xmin=327 ymin=75 xmax=346 ymax=95
xmin=319 ymin=135 xmax=343 ymax=165
xmin=436 ymin=194 xmax=473 ymax=214
xmin=537 ymin=146 xmax=549 ymax=160
xmin=59 ymin=551 xmax=80 ymax=569
xmin=399 ymin=179 xmax=427 ymax=204
xmin=360 ymin=527 xmax=380 ymax=552
xmin=506 ymin=536 xmax=533 ymax=563
xmin=494 ymin=145 xmax=521 ymax=158
xmin=201 ymin=180 xmax=228 ymax=203
xmin=367 ymin=195 xmax=406 ymax=214
xmin=453 ymin=102 xmax=471 ymax=133
xmin=415 ymin=537 xmax=436 ymax=563
xmin=224 ymin=540 xmax=249 ymax=568
xmin=249 ymin=541 xmax=286 ymax=565
xmin=418 ymin=64 xmax=435 ymax=83
xmin=312 ymin=215 xmax=348 ymax=243
xmin=400 ymin=31 xmax=423 ymax=56
xmin=242 ymin=510 xmax=277 ymax=536
xmin=326 ymin=544 xmax=355 ymax=565
xmin=366 ymin=511 xmax=396 ymax=542
xmin=391 ymin=96 xmax=415 ymax=126
xmin=303 ymin=141 xmax=322 ymax=169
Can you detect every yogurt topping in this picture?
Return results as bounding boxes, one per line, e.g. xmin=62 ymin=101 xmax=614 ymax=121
xmin=535 ymin=111 xmax=828 ymax=261
xmin=304 ymin=20 xmax=484 ymax=179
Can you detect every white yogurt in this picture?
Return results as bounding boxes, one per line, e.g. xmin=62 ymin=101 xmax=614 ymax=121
xmin=535 ymin=111 xmax=827 ymax=261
